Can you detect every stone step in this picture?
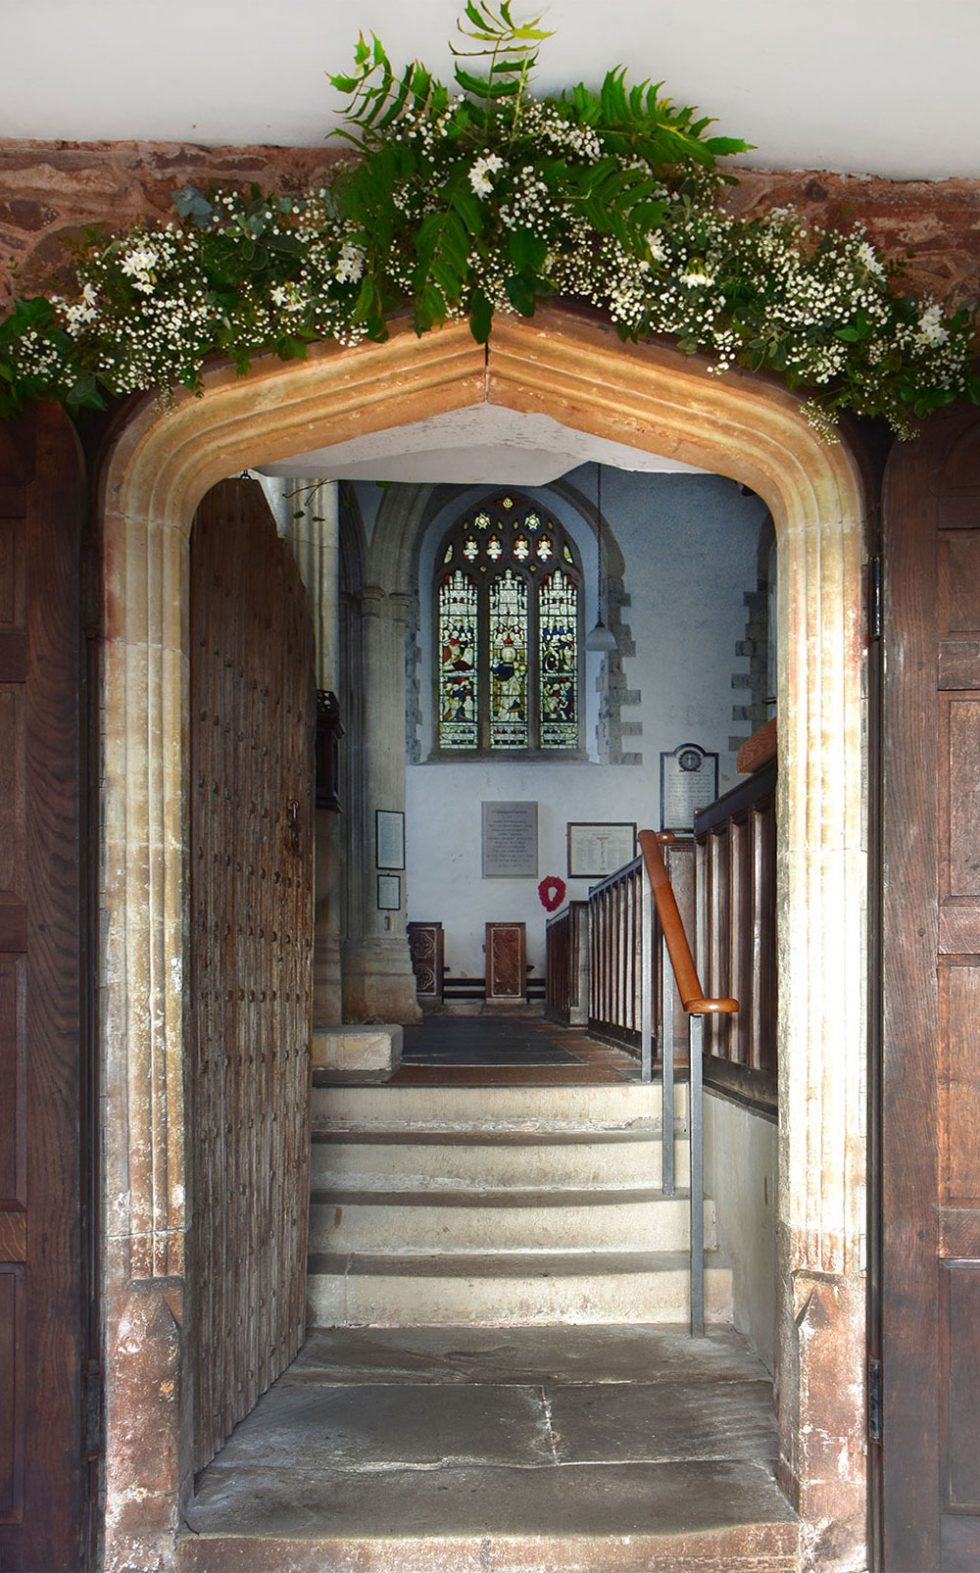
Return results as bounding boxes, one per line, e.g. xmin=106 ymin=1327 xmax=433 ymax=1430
xmin=307 ymin=1250 xmax=733 ymax=1327
xmin=310 ymin=1187 xmax=716 ymax=1253
xmin=312 ymin=1080 xmax=684 ymax=1133
xmin=310 ymin=1125 xmax=691 ymax=1191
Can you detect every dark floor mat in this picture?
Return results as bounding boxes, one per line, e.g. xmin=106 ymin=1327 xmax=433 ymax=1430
xmin=402 ymin=1017 xmax=583 ymax=1066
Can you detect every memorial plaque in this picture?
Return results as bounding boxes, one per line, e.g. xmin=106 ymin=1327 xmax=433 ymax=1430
xmin=482 ymin=801 xmax=538 ymax=879
xmin=567 ymin=822 xmax=637 ymax=878
xmin=660 ymin=743 xmax=718 ymax=832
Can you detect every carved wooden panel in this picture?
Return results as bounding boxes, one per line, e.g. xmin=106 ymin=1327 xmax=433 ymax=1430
xmin=0 ymin=1267 xmax=24 ymax=1521
xmin=0 ymin=407 xmax=85 ymax=1573
xmin=486 ymin=921 xmax=526 ymax=1003
xmin=189 ymin=478 xmax=316 ymax=1473
xmin=883 ymin=408 xmax=980 ymax=1568
xmin=407 ymin=921 xmax=444 ymax=1000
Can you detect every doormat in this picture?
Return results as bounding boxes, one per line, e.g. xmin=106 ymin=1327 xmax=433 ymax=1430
xmin=402 ymin=1018 xmax=582 ymax=1066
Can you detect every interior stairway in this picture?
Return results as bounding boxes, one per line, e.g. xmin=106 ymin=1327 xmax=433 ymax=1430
xmin=307 ymin=1078 xmax=733 ymax=1326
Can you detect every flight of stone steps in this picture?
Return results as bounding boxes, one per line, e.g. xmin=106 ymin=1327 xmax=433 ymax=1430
xmin=307 ymin=1080 xmax=733 ymax=1327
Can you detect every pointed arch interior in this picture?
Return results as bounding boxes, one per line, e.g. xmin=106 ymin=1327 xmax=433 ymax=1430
xmin=97 ymin=307 xmax=870 ymax=1566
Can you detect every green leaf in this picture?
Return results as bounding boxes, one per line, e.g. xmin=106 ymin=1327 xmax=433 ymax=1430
xmin=504 ymin=273 xmax=537 ymax=317
xmin=172 ymin=185 xmax=214 ymax=228
xmin=507 ymin=228 xmax=547 ymax=272
xmin=469 ymin=289 xmax=493 ymax=343
xmin=65 ymin=371 xmax=106 ymax=410
xmin=450 ymin=188 xmax=484 ymax=236
xmin=416 ymin=281 xmax=448 ymax=332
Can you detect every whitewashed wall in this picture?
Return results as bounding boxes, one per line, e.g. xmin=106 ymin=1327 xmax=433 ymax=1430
xmin=394 ymin=467 xmax=767 ymax=980
xmin=704 ymin=1094 xmax=778 ymax=1372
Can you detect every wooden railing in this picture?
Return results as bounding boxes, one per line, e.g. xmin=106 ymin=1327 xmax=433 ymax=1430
xmin=693 ymin=761 xmax=777 ymax=1103
xmin=587 ymin=856 xmax=646 ymax=1055
xmin=545 ymin=900 xmax=589 ymax=1025
xmin=637 ymin=827 xmax=738 ymax=1338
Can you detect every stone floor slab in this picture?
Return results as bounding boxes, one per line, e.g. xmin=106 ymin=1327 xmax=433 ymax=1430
xmin=207 ymin=1381 xmax=553 ymax=1472
xmin=184 ymin=1324 xmax=797 ymax=1569
xmin=547 ymin=1377 xmax=777 ymax=1464
xmin=185 ymin=1457 xmax=796 ymax=1540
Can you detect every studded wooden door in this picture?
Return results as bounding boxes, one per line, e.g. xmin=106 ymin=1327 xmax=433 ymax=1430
xmin=189 ymin=478 xmax=316 ymax=1472
xmin=882 ymin=407 xmax=980 ymax=1569
xmin=0 ymin=406 xmax=87 ymax=1572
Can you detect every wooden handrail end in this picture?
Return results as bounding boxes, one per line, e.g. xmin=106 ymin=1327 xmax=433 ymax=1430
xmin=688 ymin=997 xmax=739 ymax=1015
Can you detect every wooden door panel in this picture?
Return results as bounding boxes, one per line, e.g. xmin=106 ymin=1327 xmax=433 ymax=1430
xmin=189 ymin=478 xmax=315 ymax=1473
xmin=0 ymin=1266 xmax=24 ymax=1520
xmin=883 ymin=407 xmax=980 ymax=1569
xmin=486 ymin=921 xmax=526 ymax=1001
xmin=0 ymin=407 xmax=85 ymax=1572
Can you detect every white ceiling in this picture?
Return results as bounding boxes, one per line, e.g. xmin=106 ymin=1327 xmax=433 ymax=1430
xmin=4 ymin=0 xmax=979 ymax=182
xmin=257 ymin=405 xmax=707 ymax=484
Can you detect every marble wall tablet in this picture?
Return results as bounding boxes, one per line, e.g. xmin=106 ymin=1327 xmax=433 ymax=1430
xmin=482 ymin=801 xmax=538 ymax=878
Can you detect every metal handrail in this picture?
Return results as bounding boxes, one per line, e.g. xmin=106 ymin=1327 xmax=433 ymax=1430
xmin=637 ymin=828 xmax=738 ymax=1337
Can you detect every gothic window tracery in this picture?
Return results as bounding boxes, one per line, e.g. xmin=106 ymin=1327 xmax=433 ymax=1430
xmin=435 ymin=494 xmax=583 ymax=754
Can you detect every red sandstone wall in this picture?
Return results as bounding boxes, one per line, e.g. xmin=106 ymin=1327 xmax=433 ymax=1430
xmin=1 ymin=137 xmax=978 ymax=313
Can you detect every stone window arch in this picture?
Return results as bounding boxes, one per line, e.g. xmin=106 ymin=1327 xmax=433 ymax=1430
xmin=435 ymin=490 xmax=584 ymax=754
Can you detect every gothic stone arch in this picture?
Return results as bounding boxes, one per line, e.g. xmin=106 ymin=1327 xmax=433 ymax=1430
xmin=98 ymin=308 xmax=868 ymax=1571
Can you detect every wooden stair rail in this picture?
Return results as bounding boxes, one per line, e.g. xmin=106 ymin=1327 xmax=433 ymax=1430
xmin=637 ymin=830 xmax=738 ymax=1017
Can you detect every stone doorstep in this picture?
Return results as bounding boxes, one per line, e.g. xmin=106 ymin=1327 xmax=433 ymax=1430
xmin=177 ymin=1528 xmax=801 ymax=1573
xmin=312 ymin=1024 xmax=403 ymax=1080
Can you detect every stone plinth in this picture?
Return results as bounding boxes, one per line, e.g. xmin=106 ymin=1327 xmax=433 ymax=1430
xmin=312 ymin=1025 xmax=403 ymax=1079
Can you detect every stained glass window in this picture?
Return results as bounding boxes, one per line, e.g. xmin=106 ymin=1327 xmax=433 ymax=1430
xmin=435 ymin=494 xmax=583 ymax=752
xmin=539 ymin=570 xmax=578 ymax=749
xmin=438 ymin=571 xmax=479 ymax=749
xmin=489 ymin=571 xmax=529 ymax=748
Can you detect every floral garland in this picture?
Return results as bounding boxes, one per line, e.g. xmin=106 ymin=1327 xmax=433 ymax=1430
xmin=0 ymin=3 xmax=976 ymax=437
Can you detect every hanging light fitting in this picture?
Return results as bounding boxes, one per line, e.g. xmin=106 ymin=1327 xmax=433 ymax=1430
xmin=586 ymin=462 xmax=617 ymax=653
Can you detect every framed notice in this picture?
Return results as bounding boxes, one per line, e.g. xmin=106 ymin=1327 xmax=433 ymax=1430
xmin=566 ymin=821 xmax=637 ymax=879
xmin=377 ymin=873 xmax=401 ymax=911
xmin=660 ymin=743 xmax=718 ymax=832
xmin=482 ymin=801 xmax=538 ymax=879
xmin=375 ymin=809 xmax=405 ymax=870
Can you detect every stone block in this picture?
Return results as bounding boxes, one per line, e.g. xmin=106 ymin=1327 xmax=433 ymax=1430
xmin=312 ymin=1024 xmax=403 ymax=1079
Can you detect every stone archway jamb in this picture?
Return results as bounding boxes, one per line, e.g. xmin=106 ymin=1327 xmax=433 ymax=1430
xmin=98 ymin=309 xmax=868 ymax=1571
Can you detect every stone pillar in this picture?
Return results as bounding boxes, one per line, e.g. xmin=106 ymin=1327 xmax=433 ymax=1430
xmin=341 ymin=584 xmax=421 ymax=1023
xmin=277 ymin=479 xmax=344 ymax=1026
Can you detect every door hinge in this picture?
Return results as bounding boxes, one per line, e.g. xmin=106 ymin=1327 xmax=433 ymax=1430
xmin=867 ymin=554 xmax=882 ymax=643
xmin=83 ymin=1358 xmax=103 ymax=1457
xmin=868 ymin=1356 xmax=883 ymax=1444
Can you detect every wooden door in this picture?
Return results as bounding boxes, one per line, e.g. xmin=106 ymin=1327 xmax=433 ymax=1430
xmin=188 ymin=479 xmax=316 ymax=1471
xmin=882 ymin=406 xmax=980 ymax=1570
xmin=486 ymin=921 xmax=526 ymax=1003
xmin=0 ymin=406 xmax=86 ymax=1571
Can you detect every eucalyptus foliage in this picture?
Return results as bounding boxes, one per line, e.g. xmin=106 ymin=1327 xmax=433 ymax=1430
xmin=0 ymin=2 xmax=976 ymax=434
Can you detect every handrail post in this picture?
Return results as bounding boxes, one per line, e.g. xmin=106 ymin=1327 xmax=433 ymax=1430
xmin=689 ymin=1012 xmax=705 ymax=1337
xmin=660 ymin=931 xmax=675 ymax=1196
xmin=640 ymin=866 xmax=653 ymax=1083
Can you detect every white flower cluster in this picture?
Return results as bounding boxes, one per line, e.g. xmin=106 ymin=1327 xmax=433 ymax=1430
xmin=518 ymin=99 xmax=603 ymax=163
xmin=499 ymin=166 xmax=560 ymax=233
xmin=469 ymin=153 xmax=505 ymax=198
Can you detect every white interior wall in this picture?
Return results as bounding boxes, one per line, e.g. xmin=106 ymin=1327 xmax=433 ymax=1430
xmin=703 ymin=1093 xmax=778 ymax=1373
xmin=402 ymin=468 xmax=767 ymax=980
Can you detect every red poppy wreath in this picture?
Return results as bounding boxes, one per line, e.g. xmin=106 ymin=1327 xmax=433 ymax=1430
xmin=538 ymin=875 xmax=566 ymax=913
